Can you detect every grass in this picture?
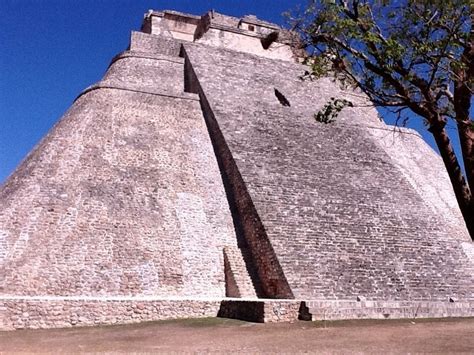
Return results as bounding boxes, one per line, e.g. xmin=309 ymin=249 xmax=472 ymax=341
xmin=148 ymin=316 xmax=249 ymax=328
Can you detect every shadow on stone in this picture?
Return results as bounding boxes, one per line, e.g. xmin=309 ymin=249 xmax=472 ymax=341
xmin=218 ymin=300 xmax=265 ymax=323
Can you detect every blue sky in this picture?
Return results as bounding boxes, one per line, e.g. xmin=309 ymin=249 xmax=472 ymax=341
xmin=0 ymin=0 xmax=307 ymax=183
xmin=0 ymin=0 xmax=460 ymax=183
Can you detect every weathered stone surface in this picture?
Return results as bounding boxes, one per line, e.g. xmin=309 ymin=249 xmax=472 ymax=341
xmin=0 ymin=56 xmax=236 ymax=298
xmin=0 ymin=298 xmax=222 ymax=330
xmin=0 ymin=9 xmax=472 ymax=330
xmin=304 ymin=299 xmax=474 ymax=320
xmin=181 ymin=35 xmax=473 ymax=301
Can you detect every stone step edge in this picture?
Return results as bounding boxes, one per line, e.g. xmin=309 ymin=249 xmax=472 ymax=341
xmin=75 ymin=82 xmax=199 ymax=103
xmin=110 ymin=50 xmax=185 ymax=67
xmin=2 ymin=296 xmax=473 ymax=303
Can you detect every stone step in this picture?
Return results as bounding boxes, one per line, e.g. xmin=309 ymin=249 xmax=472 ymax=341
xmin=223 ymin=246 xmax=257 ymax=298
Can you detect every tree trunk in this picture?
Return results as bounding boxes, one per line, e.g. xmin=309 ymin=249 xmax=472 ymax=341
xmin=449 ymin=7 xmax=474 ymax=240
xmin=430 ymin=122 xmax=474 ymax=240
xmin=458 ymin=121 xmax=474 ymax=205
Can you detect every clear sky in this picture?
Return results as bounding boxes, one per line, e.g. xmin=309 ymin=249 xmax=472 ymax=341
xmin=0 ymin=0 xmax=460 ymax=183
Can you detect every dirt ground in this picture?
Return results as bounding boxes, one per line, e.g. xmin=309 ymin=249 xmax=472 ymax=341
xmin=1 ymin=317 xmax=473 ymax=354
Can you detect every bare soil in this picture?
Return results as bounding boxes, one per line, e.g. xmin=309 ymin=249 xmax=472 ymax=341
xmin=1 ymin=317 xmax=473 ymax=354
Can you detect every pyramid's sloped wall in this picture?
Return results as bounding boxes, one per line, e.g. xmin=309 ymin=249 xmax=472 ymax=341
xmin=0 ymin=56 xmax=236 ymax=297
xmin=102 ymin=52 xmax=185 ymax=95
xmin=130 ymin=31 xmax=183 ymax=57
xmin=366 ymin=127 xmax=470 ymax=241
xmin=183 ymin=42 xmax=473 ymax=301
xmin=1 ymin=23 xmax=473 ymax=330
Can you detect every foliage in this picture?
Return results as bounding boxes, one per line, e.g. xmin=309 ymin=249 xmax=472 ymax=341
xmin=314 ymin=97 xmax=353 ymax=123
xmin=288 ymin=0 xmax=471 ymax=117
xmin=287 ymin=0 xmax=474 ymax=239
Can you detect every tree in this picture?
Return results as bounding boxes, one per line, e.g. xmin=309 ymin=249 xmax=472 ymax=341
xmin=287 ymin=0 xmax=474 ymax=240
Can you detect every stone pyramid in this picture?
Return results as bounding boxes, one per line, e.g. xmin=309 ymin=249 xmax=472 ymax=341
xmin=1 ymin=10 xmax=472 ymax=330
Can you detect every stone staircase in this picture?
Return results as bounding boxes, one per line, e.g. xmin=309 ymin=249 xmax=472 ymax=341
xmin=223 ymin=246 xmax=258 ymax=298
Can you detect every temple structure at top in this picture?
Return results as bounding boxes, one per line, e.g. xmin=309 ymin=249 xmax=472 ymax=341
xmin=140 ymin=10 xmax=300 ymax=61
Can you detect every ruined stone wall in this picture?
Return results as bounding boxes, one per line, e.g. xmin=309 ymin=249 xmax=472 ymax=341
xmin=182 ymin=41 xmax=473 ymax=301
xmin=148 ymin=12 xmax=199 ymax=41
xmin=142 ymin=10 xmax=296 ymax=62
xmin=198 ymin=28 xmax=295 ymax=61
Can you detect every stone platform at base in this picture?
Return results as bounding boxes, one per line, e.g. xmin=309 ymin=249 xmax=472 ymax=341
xmin=300 ymin=300 xmax=474 ymax=321
xmin=218 ymin=299 xmax=474 ymax=323
xmin=0 ymin=297 xmax=222 ymax=330
xmin=1 ymin=297 xmax=473 ymax=330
